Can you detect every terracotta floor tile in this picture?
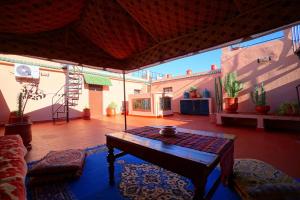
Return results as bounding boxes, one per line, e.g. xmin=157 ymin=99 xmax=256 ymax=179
xmin=0 ymin=114 xmax=299 ymax=178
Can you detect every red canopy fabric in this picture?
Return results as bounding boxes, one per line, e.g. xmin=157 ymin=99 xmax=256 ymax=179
xmin=0 ymin=0 xmax=299 ymax=71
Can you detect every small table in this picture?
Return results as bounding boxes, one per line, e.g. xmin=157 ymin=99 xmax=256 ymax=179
xmin=106 ymin=127 xmax=235 ymax=200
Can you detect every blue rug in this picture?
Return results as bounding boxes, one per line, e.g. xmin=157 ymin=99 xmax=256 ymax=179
xmin=27 ymin=145 xmax=241 ymax=200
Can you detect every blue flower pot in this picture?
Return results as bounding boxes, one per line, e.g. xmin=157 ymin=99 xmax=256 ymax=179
xmin=183 ymin=91 xmax=190 ymax=99
xmin=202 ymin=89 xmax=210 ymax=98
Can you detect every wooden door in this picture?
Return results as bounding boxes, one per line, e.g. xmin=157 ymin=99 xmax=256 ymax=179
xmin=88 ymin=85 xmax=103 ymax=118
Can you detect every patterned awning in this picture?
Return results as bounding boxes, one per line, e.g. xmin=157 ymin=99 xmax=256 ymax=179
xmin=0 ymin=0 xmax=299 ymax=71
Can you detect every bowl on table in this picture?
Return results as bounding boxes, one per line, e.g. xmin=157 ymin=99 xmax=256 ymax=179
xmin=159 ymin=126 xmax=177 ymax=137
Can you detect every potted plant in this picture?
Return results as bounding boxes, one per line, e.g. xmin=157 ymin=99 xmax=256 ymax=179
xmin=224 ymin=72 xmax=243 ymax=113
xmin=251 ymin=83 xmax=270 ymax=114
xmin=106 ymin=102 xmax=117 ymax=116
xmin=5 ymin=83 xmax=46 ymax=150
xmin=189 ymin=86 xmax=197 ymax=98
xmin=277 ymin=102 xmax=299 ymax=116
xmin=83 ymin=106 xmax=91 ymax=120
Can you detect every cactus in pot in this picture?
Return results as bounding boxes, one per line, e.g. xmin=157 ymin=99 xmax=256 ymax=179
xmin=214 ymin=77 xmax=223 ymax=113
xmin=223 ymin=72 xmax=243 ymax=113
xmin=251 ymin=83 xmax=270 ymax=114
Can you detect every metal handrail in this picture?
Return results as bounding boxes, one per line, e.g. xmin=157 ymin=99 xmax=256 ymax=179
xmin=51 ymin=84 xmax=65 ymax=118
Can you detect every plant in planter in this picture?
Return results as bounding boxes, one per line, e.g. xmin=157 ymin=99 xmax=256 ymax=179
xmin=251 ymin=83 xmax=270 ymax=114
xmin=189 ymin=86 xmax=197 ymax=98
xmin=224 ymin=72 xmax=243 ymax=113
xmin=5 ymin=83 xmax=46 ymax=150
xmin=277 ymin=102 xmax=300 ymax=116
xmin=106 ymin=102 xmax=118 ymax=116
xmin=214 ymin=76 xmax=223 ymax=113
xmin=83 ymin=106 xmax=91 ymax=120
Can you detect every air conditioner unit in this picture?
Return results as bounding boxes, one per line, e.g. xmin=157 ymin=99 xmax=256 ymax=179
xmin=14 ymin=64 xmax=40 ymax=79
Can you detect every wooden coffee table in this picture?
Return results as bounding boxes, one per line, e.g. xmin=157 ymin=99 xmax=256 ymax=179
xmin=106 ymin=128 xmax=235 ymax=200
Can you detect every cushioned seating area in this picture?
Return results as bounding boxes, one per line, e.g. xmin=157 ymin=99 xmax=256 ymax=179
xmin=0 ymin=135 xmax=27 ymax=200
xmin=233 ymin=159 xmax=300 ymax=200
xmin=28 ymin=149 xmax=86 ymax=185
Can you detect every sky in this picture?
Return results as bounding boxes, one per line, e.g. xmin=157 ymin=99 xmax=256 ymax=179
xmin=143 ymin=31 xmax=284 ymax=76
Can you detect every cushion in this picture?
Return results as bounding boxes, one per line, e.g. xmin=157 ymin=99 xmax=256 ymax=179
xmin=29 ymin=170 xmax=83 ymax=186
xmin=248 ymin=183 xmax=300 ymax=200
xmin=233 ymin=159 xmax=300 ymax=200
xmin=0 ymin=135 xmax=27 ymax=200
xmin=28 ymin=149 xmax=86 ymax=177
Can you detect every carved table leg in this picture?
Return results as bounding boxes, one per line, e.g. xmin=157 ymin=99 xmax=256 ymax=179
xmin=107 ymin=146 xmax=115 ymax=186
xmin=193 ymin=175 xmax=207 ymax=200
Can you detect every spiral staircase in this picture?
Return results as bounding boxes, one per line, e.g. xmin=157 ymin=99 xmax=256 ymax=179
xmin=52 ymin=65 xmax=83 ymax=122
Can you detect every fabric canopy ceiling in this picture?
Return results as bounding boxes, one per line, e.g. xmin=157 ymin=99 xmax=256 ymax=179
xmin=0 ymin=0 xmax=299 ymax=72
xmin=83 ymin=74 xmax=112 ymax=86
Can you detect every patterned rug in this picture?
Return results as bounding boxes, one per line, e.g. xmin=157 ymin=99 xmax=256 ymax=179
xmin=27 ymin=145 xmax=240 ymax=200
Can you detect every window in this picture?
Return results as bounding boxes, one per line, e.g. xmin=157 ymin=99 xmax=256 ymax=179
xmin=132 ymin=98 xmax=151 ymax=111
xmin=160 ymin=97 xmax=172 ymax=111
xmin=134 ymin=89 xmax=141 ymax=94
xmin=163 ymin=87 xmax=172 ymax=93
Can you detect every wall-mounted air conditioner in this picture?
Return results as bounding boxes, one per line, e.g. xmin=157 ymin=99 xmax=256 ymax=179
xmin=14 ymin=64 xmax=40 ymax=79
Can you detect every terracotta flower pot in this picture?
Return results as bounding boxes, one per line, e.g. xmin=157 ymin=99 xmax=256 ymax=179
xmin=255 ymin=105 xmax=270 ymax=114
xmin=189 ymin=91 xmax=197 ymax=98
xmin=224 ymin=97 xmax=238 ymax=113
xmin=5 ymin=122 xmax=32 ymax=150
xmin=106 ymin=108 xmax=116 ymax=116
xmin=83 ymin=108 xmax=91 ymax=120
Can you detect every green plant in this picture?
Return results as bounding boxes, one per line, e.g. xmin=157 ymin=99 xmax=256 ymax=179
xmin=16 ymin=83 xmax=46 ymax=121
xmin=16 ymin=92 xmax=23 ymax=117
xmin=214 ymin=77 xmax=223 ymax=113
xmin=277 ymin=102 xmax=299 ymax=115
xmin=251 ymin=83 xmax=266 ymax=106
xmin=108 ymin=102 xmax=118 ymax=109
xmin=189 ymin=86 xmax=197 ymax=92
xmin=224 ymin=72 xmax=243 ymax=98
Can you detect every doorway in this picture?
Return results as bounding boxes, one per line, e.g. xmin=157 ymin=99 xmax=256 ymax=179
xmin=88 ymin=85 xmax=103 ymax=119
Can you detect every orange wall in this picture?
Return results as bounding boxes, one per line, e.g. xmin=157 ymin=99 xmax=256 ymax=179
xmin=0 ymin=59 xmax=146 ymax=123
xmin=0 ymin=63 xmax=89 ymax=122
xmin=151 ymin=72 xmax=221 ymax=113
xmin=221 ymin=29 xmax=300 ymax=113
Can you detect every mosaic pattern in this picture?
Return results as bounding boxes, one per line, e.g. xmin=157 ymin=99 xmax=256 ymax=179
xmin=118 ymin=161 xmax=193 ymax=200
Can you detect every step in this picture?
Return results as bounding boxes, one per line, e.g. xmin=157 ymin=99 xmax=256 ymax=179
xmin=67 ymin=104 xmax=77 ymax=106
xmin=68 ymin=72 xmax=80 ymax=75
xmin=68 ymin=80 xmax=81 ymax=83
xmin=68 ymin=76 xmax=81 ymax=79
xmin=68 ymin=87 xmax=81 ymax=90
xmin=66 ymin=83 xmax=82 ymax=87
